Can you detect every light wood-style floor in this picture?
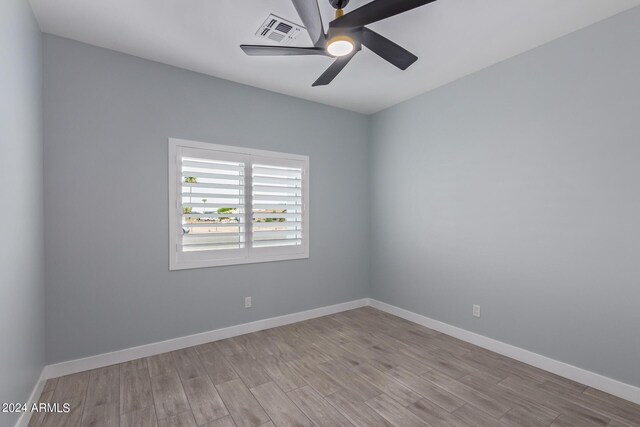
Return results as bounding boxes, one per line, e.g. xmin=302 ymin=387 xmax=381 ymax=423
xmin=31 ymin=307 xmax=640 ymax=427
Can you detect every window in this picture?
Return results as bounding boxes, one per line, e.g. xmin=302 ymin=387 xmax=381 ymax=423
xmin=169 ymin=138 xmax=309 ymax=270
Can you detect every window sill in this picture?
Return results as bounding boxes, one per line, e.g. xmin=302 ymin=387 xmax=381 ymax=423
xmin=169 ymin=252 xmax=309 ymax=271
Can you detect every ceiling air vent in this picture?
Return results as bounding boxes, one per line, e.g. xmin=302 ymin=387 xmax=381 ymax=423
xmin=256 ymin=14 xmax=304 ymax=45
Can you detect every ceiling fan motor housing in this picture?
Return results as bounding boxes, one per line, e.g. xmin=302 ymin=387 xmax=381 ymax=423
xmin=329 ymin=0 xmax=350 ymax=10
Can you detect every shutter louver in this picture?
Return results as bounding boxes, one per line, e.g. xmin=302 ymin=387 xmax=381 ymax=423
xmin=181 ymin=156 xmax=245 ymax=252
xmin=252 ymin=164 xmax=303 ymax=248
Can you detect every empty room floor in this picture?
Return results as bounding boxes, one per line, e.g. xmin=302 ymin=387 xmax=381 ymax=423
xmin=31 ymin=307 xmax=640 ymax=427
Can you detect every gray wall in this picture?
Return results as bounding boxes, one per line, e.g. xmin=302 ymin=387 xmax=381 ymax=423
xmin=41 ymin=6 xmax=640 ymax=390
xmin=370 ymin=8 xmax=640 ymax=387
xmin=43 ymin=35 xmax=370 ymax=363
xmin=0 ymin=1 xmax=44 ymax=426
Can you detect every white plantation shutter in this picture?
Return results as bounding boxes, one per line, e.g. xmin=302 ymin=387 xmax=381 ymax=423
xmin=252 ymin=164 xmax=304 ymax=249
xmin=169 ymin=139 xmax=308 ymax=270
xmin=180 ymin=154 xmax=246 ymax=251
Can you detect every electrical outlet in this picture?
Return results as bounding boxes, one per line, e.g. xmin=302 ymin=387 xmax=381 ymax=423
xmin=473 ymin=304 xmax=481 ymax=318
xmin=245 ymin=297 xmax=252 ymax=308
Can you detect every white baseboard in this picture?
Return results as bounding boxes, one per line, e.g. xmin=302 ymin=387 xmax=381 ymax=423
xmin=369 ymin=298 xmax=640 ymax=405
xmin=15 ymin=370 xmax=46 ymax=427
xmin=23 ymin=295 xmax=638 ymax=426
xmin=41 ymin=298 xmax=369 ymax=380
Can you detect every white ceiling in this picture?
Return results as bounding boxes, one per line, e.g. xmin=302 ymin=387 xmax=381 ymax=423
xmin=29 ymin=0 xmax=640 ymax=114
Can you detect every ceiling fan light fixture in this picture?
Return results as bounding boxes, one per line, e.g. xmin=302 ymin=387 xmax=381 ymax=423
xmin=326 ymin=37 xmax=354 ymax=57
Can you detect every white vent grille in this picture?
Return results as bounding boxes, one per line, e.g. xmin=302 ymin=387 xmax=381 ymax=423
xmin=256 ymin=14 xmax=304 ymax=45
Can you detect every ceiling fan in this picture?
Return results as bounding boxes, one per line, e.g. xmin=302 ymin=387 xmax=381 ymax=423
xmin=240 ymin=0 xmax=437 ymax=87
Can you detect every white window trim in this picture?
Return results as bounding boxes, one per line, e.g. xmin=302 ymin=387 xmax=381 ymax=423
xmin=168 ymin=138 xmax=309 ymax=270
